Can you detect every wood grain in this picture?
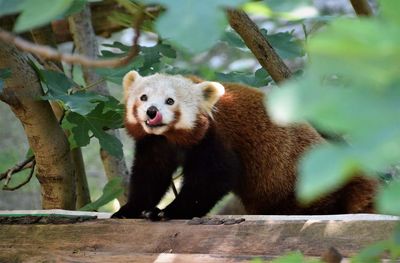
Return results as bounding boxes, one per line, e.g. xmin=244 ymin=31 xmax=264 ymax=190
xmin=0 ymin=215 xmax=397 ymax=262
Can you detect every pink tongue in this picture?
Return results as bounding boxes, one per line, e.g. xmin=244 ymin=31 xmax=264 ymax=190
xmin=148 ymin=111 xmax=163 ymax=125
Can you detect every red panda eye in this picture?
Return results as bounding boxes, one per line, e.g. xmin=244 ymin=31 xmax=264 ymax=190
xmin=140 ymin=94 xmax=147 ymax=101
xmin=166 ymin=98 xmax=174 ymax=105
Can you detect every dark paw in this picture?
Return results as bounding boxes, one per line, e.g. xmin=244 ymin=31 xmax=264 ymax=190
xmin=111 ymin=205 xmax=140 ymax=219
xmin=142 ymin=207 xmax=169 ymax=221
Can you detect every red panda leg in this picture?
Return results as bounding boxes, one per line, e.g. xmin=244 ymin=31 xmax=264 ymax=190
xmin=112 ymin=136 xmax=179 ymax=218
xmin=147 ymin=130 xmax=241 ymax=220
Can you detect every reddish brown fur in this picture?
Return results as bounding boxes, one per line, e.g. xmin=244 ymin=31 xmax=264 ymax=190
xmin=126 ymin=76 xmax=377 ymax=215
xmin=211 ymin=82 xmax=376 ymax=214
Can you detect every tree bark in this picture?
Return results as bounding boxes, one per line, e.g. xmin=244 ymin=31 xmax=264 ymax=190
xmin=0 ymin=43 xmax=76 ymax=209
xmin=68 ymin=5 xmax=129 ymax=204
xmin=227 ymin=9 xmax=292 ymax=84
xmin=30 ymin=26 xmax=91 ymax=209
xmin=349 ymin=0 xmax=373 ymax=16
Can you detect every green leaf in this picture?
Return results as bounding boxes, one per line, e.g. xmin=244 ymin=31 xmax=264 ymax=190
xmin=376 ymin=181 xmax=400 ymax=216
xmin=380 ymin=0 xmax=400 ymax=25
xmin=64 ymin=102 xmax=124 ymax=157
xmin=297 ymin=144 xmax=361 ymax=204
xmin=79 ymin=177 xmax=124 ymax=211
xmin=216 ymin=71 xmax=271 ymax=87
xmin=63 ymin=0 xmax=86 ymax=16
xmin=40 ymin=70 xmax=76 ymax=94
xmin=221 ymin=30 xmax=246 ymax=48
xmin=40 ymin=70 xmax=109 ymax=115
xmin=97 ymin=42 xmax=176 ymax=83
xmin=154 ymin=0 xmax=247 ymax=53
xmin=271 ymin=251 xmax=321 ymax=263
xmin=352 ymin=240 xmax=392 ymax=263
xmin=262 ymin=30 xmax=305 ymax=59
xmin=14 ymin=0 xmax=74 ymax=32
xmin=0 ymin=0 xmax=25 ymax=16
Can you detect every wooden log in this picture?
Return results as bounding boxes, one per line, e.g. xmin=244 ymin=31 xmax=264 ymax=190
xmin=0 ymin=212 xmax=398 ymax=262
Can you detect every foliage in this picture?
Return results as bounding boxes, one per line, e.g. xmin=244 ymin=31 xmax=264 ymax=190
xmin=0 ymin=0 xmax=86 ymax=33
xmin=79 ymin=176 xmax=124 ymax=211
xmin=153 ymin=0 xmax=247 ymax=53
xmin=35 ymin=69 xmax=125 ymax=158
xmin=267 ymin=0 xmax=400 ymax=215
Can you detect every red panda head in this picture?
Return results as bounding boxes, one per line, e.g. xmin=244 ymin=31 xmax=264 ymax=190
xmin=123 ymin=70 xmax=225 ymax=145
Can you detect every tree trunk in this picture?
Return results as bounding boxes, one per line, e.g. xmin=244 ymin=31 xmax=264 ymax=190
xmin=0 ymin=43 xmax=76 ymax=209
xmin=30 ymin=26 xmax=91 ymax=209
xmin=68 ymin=5 xmax=129 ymax=204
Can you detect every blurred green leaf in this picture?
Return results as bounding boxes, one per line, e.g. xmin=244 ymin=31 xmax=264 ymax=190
xmin=267 ymin=13 xmax=400 ymax=203
xmin=216 ymin=70 xmax=271 ymax=87
xmin=297 ymin=144 xmax=361 ymax=203
xmin=376 ymin=181 xmax=400 ymax=216
xmin=262 ymin=30 xmax=305 ymax=59
xmin=79 ymin=177 xmax=124 ymax=211
xmin=352 ymin=240 xmax=392 ymax=263
xmin=380 ymin=0 xmax=400 ymax=25
xmin=0 ymin=0 xmax=25 ymax=16
xmin=63 ymin=0 xmax=86 ymax=16
xmin=221 ymin=31 xmax=246 ymax=48
xmin=263 ymin=0 xmax=312 ymax=12
xmin=14 ymin=0 xmax=74 ymax=32
xmin=271 ymin=251 xmax=321 ymax=263
xmin=154 ymin=0 xmax=247 ymax=53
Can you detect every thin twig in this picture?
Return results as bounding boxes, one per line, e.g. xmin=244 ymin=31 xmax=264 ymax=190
xmin=0 ymin=8 xmax=146 ymax=68
xmin=0 ymin=155 xmax=35 ymax=182
xmin=3 ymin=160 xmax=36 ymax=191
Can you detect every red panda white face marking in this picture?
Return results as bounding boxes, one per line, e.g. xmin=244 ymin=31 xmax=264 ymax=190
xmin=123 ymin=71 xmax=225 ymax=137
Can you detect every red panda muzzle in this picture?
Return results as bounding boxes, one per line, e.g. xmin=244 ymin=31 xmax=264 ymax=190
xmin=146 ymin=111 xmax=163 ymax=126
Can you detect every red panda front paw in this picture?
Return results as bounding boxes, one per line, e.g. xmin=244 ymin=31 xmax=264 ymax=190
xmin=142 ymin=207 xmax=169 ymax=221
xmin=111 ymin=204 xmax=141 ymax=219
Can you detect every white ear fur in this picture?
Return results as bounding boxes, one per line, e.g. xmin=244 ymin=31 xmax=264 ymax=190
xmin=197 ymin=81 xmax=225 ymax=116
xmin=123 ymin=70 xmax=141 ymax=101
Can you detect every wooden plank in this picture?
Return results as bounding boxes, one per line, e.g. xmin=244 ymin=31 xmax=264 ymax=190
xmin=1 ymin=252 xmax=276 ymax=263
xmin=0 ymin=213 xmax=398 ymax=262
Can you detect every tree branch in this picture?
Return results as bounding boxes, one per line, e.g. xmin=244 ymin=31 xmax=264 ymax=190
xmin=0 ymin=8 xmax=145 ymax=68
xmin=69 ymin=4 xmax=130 ymax=205
xmin=0 ymin=156 xmax=35 ymax=182
xmin=349 ymin=0 xmax=373 ymax=16
xmin=227 ymin=9 xmax=292 ymax=84
xmin=3 ymin=159 xmax=36 ymax=191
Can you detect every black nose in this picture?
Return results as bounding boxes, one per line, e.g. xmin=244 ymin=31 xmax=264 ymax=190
xmin=146 ymin=106 xmax=158 ymax=119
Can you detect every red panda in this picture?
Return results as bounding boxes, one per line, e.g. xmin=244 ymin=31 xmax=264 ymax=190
xmin=112 ymin=71 xmax=376 ymax=220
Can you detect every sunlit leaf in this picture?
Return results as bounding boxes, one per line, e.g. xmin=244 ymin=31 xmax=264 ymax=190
xmin=79 ymin=177 xmax=124 ymax=211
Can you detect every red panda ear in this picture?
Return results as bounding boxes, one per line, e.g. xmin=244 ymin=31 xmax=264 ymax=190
xmin=123 ymin=70 xmax=141 ymax=101
xmin=197 ymin=81 xmax=225 ymax=116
